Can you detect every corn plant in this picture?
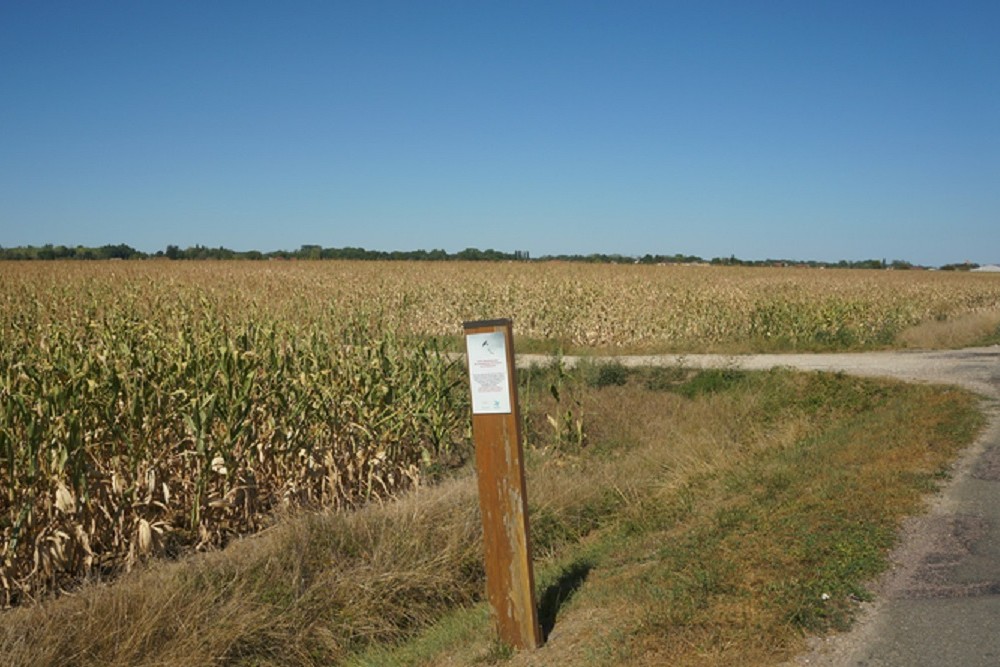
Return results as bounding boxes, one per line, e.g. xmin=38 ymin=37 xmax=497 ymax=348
xmin=0 ymin=264 xmax=469 ymax=606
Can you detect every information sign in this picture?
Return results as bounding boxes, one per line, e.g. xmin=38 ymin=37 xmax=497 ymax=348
xmin=466 ymin=331 xmax=512 ymax=414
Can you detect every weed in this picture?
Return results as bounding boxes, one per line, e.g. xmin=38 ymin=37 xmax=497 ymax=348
xmin=641 ymin=364 xmax=690 ymax=391
xmin=676 ymin=368 xmax=748 ymax=398
xmin=587 ymin=361 xmax=630 ymax=388
xmin=478 ymin=638 xmax=514 ymax=663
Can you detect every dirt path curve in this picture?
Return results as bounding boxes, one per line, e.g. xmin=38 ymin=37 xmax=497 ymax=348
xmin=519 ymin=345 xmax=1000 ymax=666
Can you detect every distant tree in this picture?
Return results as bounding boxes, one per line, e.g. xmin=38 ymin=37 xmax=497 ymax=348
xmin=940 ymin=262 xmax=978 ymax=271
xmin=8 ymin=243 xmax=928 ymax=268
xmin=853 ymin=259 xmax=884 ymax=270
xmin=299 ymin=244 xmax=322 ymax=260
xmin=96 ymin=243 xmax=142 ymax=260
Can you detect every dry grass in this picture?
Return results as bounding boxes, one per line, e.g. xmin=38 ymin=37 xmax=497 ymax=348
xmin=348 ymin=367 xmax=982 ymax=667
xmin=507 ymin=374 xmax=981 ymax=667
xmin=897 ymin=308 xmax=1000 ymax=348
xmin=0 ymin=479 xmax=483 ymax=667
xmin=0 ymin=367 xmax=982 ymax=667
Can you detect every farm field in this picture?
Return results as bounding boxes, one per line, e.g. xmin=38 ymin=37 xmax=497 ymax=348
xmin=8 ymin=259 xmax=1000 ymax=352
xmin=1 ymin=260 xmax=998 ymax=664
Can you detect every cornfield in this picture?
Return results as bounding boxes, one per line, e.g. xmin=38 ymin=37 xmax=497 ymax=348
xmin=2 ymin=260 xmax=999 ymax=607
xmin=0 ymin=262 xmax=467 ymax=606
xmin=52 ymin=259 xmax=991 ymax=351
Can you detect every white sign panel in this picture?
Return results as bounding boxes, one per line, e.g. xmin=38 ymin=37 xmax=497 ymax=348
xmin=466 ymin=331 xmax=512 ymax=414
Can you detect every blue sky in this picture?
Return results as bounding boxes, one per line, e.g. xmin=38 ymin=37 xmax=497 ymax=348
xmin=2 ymin=1 xmax=998 ymax=265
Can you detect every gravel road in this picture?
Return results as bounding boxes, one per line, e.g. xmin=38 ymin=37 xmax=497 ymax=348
xmin=520 ymin=346 xmax=1000 ymax=398
xmin=519 ymin=345 xmax=1000 ymax=666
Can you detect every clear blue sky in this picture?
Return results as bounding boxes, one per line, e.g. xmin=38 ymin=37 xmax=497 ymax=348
xmin=2 ymin=1 xmax=998 ymax=265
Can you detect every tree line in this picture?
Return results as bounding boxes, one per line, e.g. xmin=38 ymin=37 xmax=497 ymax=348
xmin=0 ymin=243 xmax=530 ymax=262
xmin=0 ymin=243 xmax=974 ymax=270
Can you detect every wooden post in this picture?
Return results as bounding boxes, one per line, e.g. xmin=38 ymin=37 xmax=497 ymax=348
xmin=463 ymin=318 xmax=542 ymax=650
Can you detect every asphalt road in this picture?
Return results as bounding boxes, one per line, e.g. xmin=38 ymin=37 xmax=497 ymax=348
xmin=519 ymin=345 xmax=1000 ymax=666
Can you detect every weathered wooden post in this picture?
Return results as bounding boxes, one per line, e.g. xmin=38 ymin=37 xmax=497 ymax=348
xmin=463 ymin=318 xmax=542 ymax=650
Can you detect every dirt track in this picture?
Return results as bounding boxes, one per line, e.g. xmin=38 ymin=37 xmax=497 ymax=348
xmin=520 ymin=345 xmax=1000 ymax=397
xmin=520 ymin=345 xmax=1000 ymax=666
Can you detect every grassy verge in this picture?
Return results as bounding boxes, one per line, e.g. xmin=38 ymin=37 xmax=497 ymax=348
xmin=350 ymin=365 xmax=984 ymax=667
xmin=897 ymin=309 xmax=1000 ymax=349
xmin=0 ymin=366 xmax=984 ymax=666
